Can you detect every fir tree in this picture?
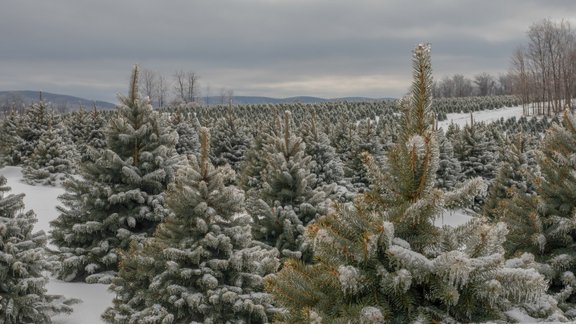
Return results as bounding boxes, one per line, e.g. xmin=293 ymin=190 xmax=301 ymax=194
xmin=0 ymin=175 xmax=79 ymax=323
xmin=50 ymin=65 xmax=181 ymax=283
xmin=102 ymin=127 xmax=280 ymax=323
xmin=266 ymin=44 xmax=548 ymax=323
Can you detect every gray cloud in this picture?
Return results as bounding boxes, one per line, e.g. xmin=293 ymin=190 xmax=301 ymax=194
xmin=1 ymin=0 xmax=575 ymax=102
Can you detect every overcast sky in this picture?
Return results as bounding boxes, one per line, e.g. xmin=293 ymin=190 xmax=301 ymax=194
xmin=1 ymin=0 xmax=575 ymax=103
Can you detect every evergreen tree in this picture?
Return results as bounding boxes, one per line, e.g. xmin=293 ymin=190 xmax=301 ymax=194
xmin=171 ymin=110 xmax=200 ymax=156
xmin=211 ymin=113 xmax=252 ymax=173
xmin=453 ymin=118 xmax=499 ymax=180
xmin=266 ymin=44 xmax=548 ymax=323
xmin=102 ymin=128 xmax=280 ymax=323
xmin=0 ymin=175 xmax=78 ymax=323
xmin=12 ymin=100 xmax=54 ymax=166
xmin=300 ymin=112 xmax=344 ymax=186
xmin=248 ymin=111 xmax=327 ymax=261
xmin=50 ymin=65 xmax=181 ymax=283
xmin=0 ymin=110 xmax=23 ymax=167
xmin=483 ymin=133 xmax=538 ymax=221
xmin=22 ymin=122 xmax=77 ymax=186
xmin=500 ymin=111 xmax=576 ymax=318
xmin=435 ymin=129 xmax=462 ymax=190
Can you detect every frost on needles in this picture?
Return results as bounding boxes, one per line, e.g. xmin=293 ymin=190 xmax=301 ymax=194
xmin=265 ymin=44 xmax=550 ymax=323
xmin=0 ymin=175 xmax=79 ymax=323
xmin=50 ymin=65 xmax=181 ymax=283
xmin=103 ymin=127 xmax=280 ymax=324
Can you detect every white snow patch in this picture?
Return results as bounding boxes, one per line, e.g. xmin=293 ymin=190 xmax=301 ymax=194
xmin=47 ymin=280 xmax=113 ymax=324
xmin=438 ymin=105 xmax=525 ymax=131
xmin=435 ymin=209 xmax=474 ymax=227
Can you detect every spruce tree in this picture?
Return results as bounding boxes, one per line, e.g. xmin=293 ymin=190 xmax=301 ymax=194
xmin=12 ymin=100 xmax=54 ymax=166
xmin=0 ymin=110 xmax=23 ymax=167
xmin=266 ymin=44 xmax=548 ymax=323
xmin=211 ymin=113 xmax=252 ymax=173
xmin=453 ymin=119 xmax=499 ymax=181
xmin=248 ymin=111 xmax=327 ymax=261
xmin=435 ymin=129 xmax=462 ymax=190
xmin=102 ymin=128 xmax=280 ymax=323
xmin=483 ymin=133 xmax=538 ymax=221
xmin=300 ymin=112 xmax=344 ymax=186
xmin=0 ymin=176 xmax=78 ymax=323
xmin=50 ymin=65 xmax=181 ymax=283
xmin=22 ymin=122 xmax=77 ymax=186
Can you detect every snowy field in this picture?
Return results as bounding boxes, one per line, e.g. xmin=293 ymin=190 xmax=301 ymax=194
xmin=1 ymin=105 xmax=529 ymax=323
xmin=438 ymin=104 xmax=525 ymax=130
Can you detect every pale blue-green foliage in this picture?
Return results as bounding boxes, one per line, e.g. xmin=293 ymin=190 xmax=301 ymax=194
xmin=51 ymin=66 xmax=181 ymax=283
xmin=0 ymin=176 xmax=78 ymax=323
xmin=103 ymin=128 xmax=280 ymax=324
xmin=22 ymin=122 xmax=77 ymax=186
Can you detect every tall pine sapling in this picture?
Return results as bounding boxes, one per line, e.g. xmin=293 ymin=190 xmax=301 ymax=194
xmin=266 ymin=44 xmax=549 ymax=323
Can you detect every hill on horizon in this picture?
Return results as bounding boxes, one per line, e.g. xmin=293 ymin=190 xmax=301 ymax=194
xmin=0 ymin=90 xmax=117 ymax=111
xmin=0 ymin=90 xmax=395 ymax=112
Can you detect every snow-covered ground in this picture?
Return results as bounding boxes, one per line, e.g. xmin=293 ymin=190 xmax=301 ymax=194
xmin=0 ymin=166 xmax=112 ymax=324
xmin=438 ymin=104 xmax=525 ymax=130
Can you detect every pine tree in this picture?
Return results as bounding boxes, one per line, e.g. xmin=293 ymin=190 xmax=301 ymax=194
xmin=266 ymin=44 xmax=548 ymax=323
xmin=0 ymin=175 xmax=78 ymax=323
xmin=50 ymin=65 xmax=181 ymax=283
xmin=102 ymin=128 xmax=280 ymax=323
xmin=500 ymin=111 xmax=576 ymax=318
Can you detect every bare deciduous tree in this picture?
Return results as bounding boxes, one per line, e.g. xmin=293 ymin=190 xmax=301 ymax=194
xmin=174 ymin=70 xmax=201 ymax=105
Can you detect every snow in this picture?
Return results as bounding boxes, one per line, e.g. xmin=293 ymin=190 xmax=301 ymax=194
xmin=0 ymin=166 xmax=112 ymax=324
xmin=435 ymin=209 xmax=474 ymax=227
xmin=438 ymin=105 xmax=525 ymax=130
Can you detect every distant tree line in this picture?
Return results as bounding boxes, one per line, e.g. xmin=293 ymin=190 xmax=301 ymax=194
xmin=432 ymin=73 xmax=515 ymax=98
xmin=510 ymin=18 xmax=576 ymax=116
xmin=138 ymin=68 xmax=234 ymax=108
